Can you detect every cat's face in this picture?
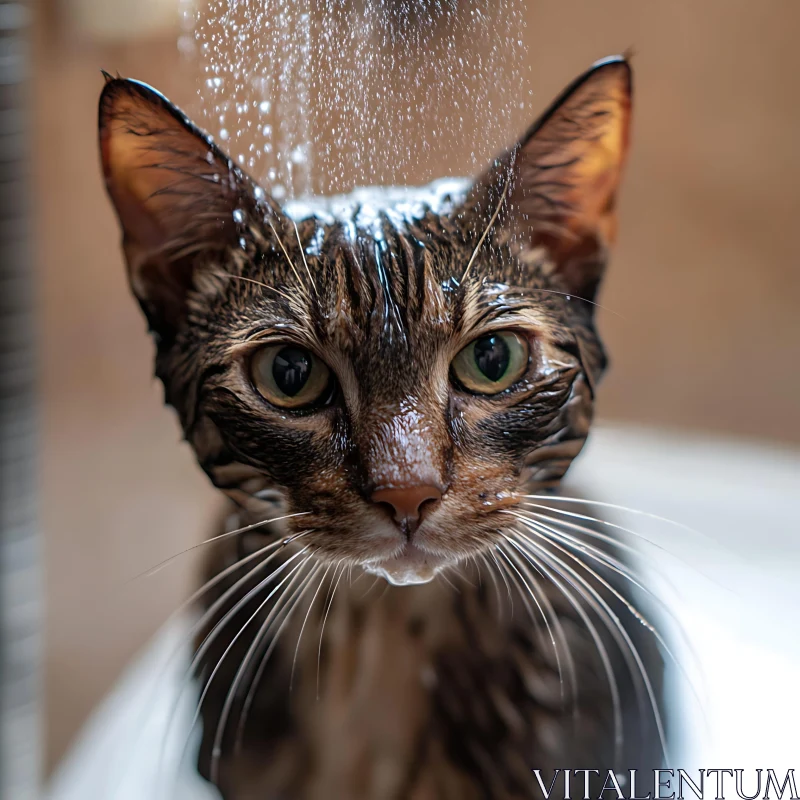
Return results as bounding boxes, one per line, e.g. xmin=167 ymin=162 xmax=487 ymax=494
xmin=99 ymin=58 xmax=631 ymax=584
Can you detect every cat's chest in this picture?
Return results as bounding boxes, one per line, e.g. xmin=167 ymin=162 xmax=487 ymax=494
xmin=298 ymin=585 xmax=450 ymax=797
xmin=211 ymin=574 xmax=567 ymax=800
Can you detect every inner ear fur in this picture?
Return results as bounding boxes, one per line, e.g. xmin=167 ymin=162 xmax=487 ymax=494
xmin=98 ymin=77 xmax=272 ymax=339
xmin=468 ymin=56 xmax=633 ymax=302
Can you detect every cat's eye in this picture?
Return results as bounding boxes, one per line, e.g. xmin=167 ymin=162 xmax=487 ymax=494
xmin=250 ymin=344 xmax=332 ymax=409
xmin=451 ymin=331 xmax=529 ymax=395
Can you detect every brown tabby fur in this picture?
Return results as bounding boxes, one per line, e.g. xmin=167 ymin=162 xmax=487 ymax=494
xmin=98 ymin=56 xmax=665 ymax=799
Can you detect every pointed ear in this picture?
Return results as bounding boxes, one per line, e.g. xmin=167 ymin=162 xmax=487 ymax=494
xmin=98 ymin=77 xmax=271 ymax=341
xmin=468 ymin=56 xmax=632 ymax=302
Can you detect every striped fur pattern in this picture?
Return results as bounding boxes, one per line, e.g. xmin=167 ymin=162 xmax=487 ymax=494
xmin=97 ymin=56 xmax=665 ymax=798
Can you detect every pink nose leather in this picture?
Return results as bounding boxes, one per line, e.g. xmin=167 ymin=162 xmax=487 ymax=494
xmin=371 ymin=484 xmax=442 ymax=533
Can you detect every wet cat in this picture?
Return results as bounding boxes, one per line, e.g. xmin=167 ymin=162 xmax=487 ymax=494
xmin=99 ymin=56 xmax=665 ymax=799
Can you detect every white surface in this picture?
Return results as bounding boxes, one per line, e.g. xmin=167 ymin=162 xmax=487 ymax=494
xmin=571 ymin=425 xmax=800 ymax=771
xmin=47 ymin=424 xmax=800 ymax=798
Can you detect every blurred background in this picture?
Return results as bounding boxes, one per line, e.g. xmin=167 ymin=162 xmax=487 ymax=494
xmin=16 ymin=0 xmax=800 ymax=788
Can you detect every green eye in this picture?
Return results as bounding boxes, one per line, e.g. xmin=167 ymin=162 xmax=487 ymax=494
xmin=451 ymin=331 xmax=529 ymax=394
xmin=251 ymin=345 xmax=331 ymax=409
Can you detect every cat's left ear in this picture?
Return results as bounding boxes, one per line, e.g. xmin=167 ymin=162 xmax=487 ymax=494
xmin=465 ymin=56 xmax=632 ymax=302
xmin=98 ymin=77 xmax=273 ymax=341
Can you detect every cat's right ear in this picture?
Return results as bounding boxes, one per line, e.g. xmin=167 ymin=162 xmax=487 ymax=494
xmin=98 ymin=77 xmax=272 ymax=341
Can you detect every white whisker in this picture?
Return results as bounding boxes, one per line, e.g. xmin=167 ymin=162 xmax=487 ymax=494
xmin=489 ymin=547 xmax=514 ymax=616
xmin=513 ymin=511 xmax=707 ymax=733
xmin=293 ymin=219 xmax=318 ymax=294
xmin=317 ymin=561 xmax=345 ymax=700
xmin=232 ymin=561 xmax=324 ymax=755
xmin=201 ymin=556 xmax=315 ymax=783
xmin=157 ymin=538 xmax=311 ymax=783
xmin=290 ymin=562 xmax=332 ymax=690
xmin=461 ymin=177 xmax=510 ymax=283
xmin=477 ymin=550 xmax=504 ymax=616
xmin=495 ymin=545 xmax=569 ymax=710
xmin=522 ymin=494 xmax=704 ymax=540
xmin=268 ymin=219 xmax=309 ymax=296
xmin=504 ymin=535 xmax=625 ymax=763
xmin=510 ymin=528 xmax=669 ymax=761
xmin=227 ymin=274 xmax=295 ymax=305
xmin=129 ymin=511 xmax=309 ymax=582
xmin=507 ymin=510 xmax=656 ymax=601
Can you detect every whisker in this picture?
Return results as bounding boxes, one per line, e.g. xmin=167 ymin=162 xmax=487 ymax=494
xmin=514 ymin=529 xmax=654 ymax=751
xmin=511 ymin=528 xmax=669 ymax=761
xmin=461 ymin=177 xmax=510 ymax=283
xmin=519 ymin=286 xmax=624 ymax=318
xmin=191 ymin=551 xmax=311 ymax=724
xmin=514 ymin=515 xmax=669 ymax=647
xmin=451 ymin=562 xmax=477 ymax=590
xmin=507 ymin=510 xmax=657 ymax=601
xmin=317 ymin=561 xmax=345 ymax=700
xmin=489 ymin=548 xmax=514 ymax=616
xmin=522 ymin=494 xmax=705 ymax=540
xmin=290 ymin=562 xmax=332 ymax=690
xmin=129 ymin=511 xmax=309 ymax=582
xmin=368 ymin=576 xmax=386 ymax=598
xmin=120 ymin=533 xmax=306 ymax=794
xmin=513 ymin=512 xmax=707 ymax=733
xmin=502 ymin=542 xmax=581 ymax=724
xmin=520 ymin=501 xmax=673 ymax=557
xmin=157 ymin=538 xmax=311 ymax=782
xmin=292 ymin=219 xmax=318 ymax=294
xmin=440 ymin=571 xmax=461 ymax=593
xmin=511 ymin=510 xmax=698 ymax=644
xmin=504 ymin=535 xmax=624 ymax=763
xmin=179 ymin=531 xmax=312 ymax=627
xmin=470 ymin=553 xmax=484 ymax=588
xmin=495 ymin=546 xmax=569 ymax=711
xmin=233 ymin=560 xmax=324 ymax=755
xmin=477 ymin=551 xmax=504 ymax=616
xmin=268 ymin=219 xmax=309 ymax=296
xmin=167 ymin=546 xmax=311 ymax=771
xmin=372 ymin=577 xmax=392 ymax=604
xmin=519 ymin=502 xmax=723 ymax=592
xmin=227 ymin=275 xmax=295 ymax=305
xmin=186 ymin=555 xmax=312 ymax=782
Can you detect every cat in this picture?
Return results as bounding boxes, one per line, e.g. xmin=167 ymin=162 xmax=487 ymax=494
xmin=98 ymin=56 xmax=666 ymax=799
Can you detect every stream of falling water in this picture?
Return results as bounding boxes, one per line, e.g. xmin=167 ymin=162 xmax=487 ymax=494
xmin=178 ymin=0 xmax=529 ymax=200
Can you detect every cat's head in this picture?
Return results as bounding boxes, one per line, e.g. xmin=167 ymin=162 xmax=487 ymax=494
xmin=98 ymin=57 xmax=631 ymax=585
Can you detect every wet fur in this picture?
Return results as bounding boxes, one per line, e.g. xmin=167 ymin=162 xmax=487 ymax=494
xmin=97 ymin=58 xmax=666 ymax=799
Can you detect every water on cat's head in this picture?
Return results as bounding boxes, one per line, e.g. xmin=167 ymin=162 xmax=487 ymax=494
xmin=179 ymin=0 xmax=530 ymax=200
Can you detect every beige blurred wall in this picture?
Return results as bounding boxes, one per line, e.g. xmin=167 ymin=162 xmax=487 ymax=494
xmin=38 ymin=0 xmax=800 ymax=775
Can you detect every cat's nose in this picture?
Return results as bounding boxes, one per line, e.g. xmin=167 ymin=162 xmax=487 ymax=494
xmin=371 ymin=484 xmax=443 ymax=534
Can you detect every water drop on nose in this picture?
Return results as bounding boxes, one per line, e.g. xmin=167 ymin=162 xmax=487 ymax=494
xmin=232 ymin=209 xmax=245 ymax=224
xmin=219 ymin=128 xmax=229 ymax=141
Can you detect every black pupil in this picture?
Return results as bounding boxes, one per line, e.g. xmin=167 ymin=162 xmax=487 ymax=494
xmin=473 ymin=335 xmax=510 ymax=382
xmin=272 ymin=346 xmax=312 ymax=396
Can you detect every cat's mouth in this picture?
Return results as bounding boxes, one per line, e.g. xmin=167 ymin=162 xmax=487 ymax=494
xmin=363 ymin=543 xmax=451 ymax=586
